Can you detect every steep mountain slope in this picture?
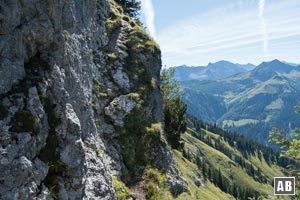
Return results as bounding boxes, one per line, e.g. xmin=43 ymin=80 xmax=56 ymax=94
xmin=173 ymin=61 xmax=255 ymax=81
xmin=181 ymin=60 xmax=300 ymax=145
xmin=174 ymin=116 xmax=294 ymax=199
xmin=0 ymin=0 xmax=186 ymax=199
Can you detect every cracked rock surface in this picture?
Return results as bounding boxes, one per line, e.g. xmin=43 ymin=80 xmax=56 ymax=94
xmin=0 ymin=0 xmax=187 ymax=199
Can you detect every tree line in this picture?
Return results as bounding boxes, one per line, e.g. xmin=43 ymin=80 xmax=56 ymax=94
xmin=187 ymin=114 xmax=299 ymax=169
xmin=182 ymin=147 xmax=261 ymax=199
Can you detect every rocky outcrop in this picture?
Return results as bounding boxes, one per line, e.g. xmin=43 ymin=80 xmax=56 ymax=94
xmin=0 ymin=0 xmax=186 ymax=199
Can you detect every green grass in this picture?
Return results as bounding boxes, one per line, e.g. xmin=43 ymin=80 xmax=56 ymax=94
xmin=112 ymin=176 xmax=132 ymax=200
xmin=144 ymin=167 xmax=172 ymax=200
xmin=177 ymin=128 xmax=289 ymax=199
xmin=106 ymin=0 xmax=123 ymax=37
xmin=173 ymin=150 xmax=235 ymax=200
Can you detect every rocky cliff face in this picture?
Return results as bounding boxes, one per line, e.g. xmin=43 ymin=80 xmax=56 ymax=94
xmin=0 ymin=0 xmax=185 ymax=199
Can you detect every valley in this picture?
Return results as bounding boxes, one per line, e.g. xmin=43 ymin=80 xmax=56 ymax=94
xmin=1 ymin=0 xmax=299 ymax=199
xmin=173 ymin=116 xmax=295 ymax=199
xmin=177 ymin=60 xmax=300 ymax=146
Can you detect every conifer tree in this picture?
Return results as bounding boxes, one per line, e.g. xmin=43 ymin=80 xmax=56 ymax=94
xmin=161 ymin=68 xmax=187 ymax=149
xmin=115 ymin=0 xmax=141 ymax=17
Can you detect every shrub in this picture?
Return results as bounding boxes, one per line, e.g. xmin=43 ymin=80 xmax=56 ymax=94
xmin=106 ymin=0 xmax=123 ymax=37
xmin=143 ymin=123 xmax=163 ymax=149
xmin=115 ymin=0 xmax=141 ymax=18
xmin=124 ymin=25 xmax=159 ymax=95
xmin=106 ymin=18 xmax=122 ymax=37
xmin=161 ymin=69 xmax=187 ymax=149
xmin=144 ymin=167 xmax=167 ymax=200
xmin=9 ymin=110 xmax=39 ymax=134
xmin=121 ymin=106 xmax=151 ymax=171
xmin=121 ymin=105 xmax=164 ymax=180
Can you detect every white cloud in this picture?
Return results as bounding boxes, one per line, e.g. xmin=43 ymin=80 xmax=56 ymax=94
xmin=141 ymin=0 xmax=156 ymax=38
xmin=259 ymin=0 xmax=269 ymax=55
xmin=156 ymin=0 xmax=300 ymax=67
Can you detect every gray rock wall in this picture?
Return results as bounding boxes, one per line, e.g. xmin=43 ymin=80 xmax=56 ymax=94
xmin=0 ymin=0 xmax=186 ymax=199
xmin=0 ymin=0 xmax=115 ymax=199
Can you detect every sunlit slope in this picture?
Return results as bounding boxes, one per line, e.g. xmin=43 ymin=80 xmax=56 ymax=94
xmin=181 ymin=60 xmax=300 ymax=145
xmin=174 ymin=150 xmax=235 ymax=200
xmin=174 ymin=127 xmax=288 ymax=199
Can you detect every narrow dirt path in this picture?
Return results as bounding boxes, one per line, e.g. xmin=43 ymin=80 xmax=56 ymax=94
xmin=130 ymin=181 xmax=146 ymax=200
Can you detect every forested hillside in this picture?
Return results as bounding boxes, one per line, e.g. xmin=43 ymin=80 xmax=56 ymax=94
xmin=181 ymin=60 xmax=300 ymax=146
xmin=173 ymin=115 xmax=298 ymax=199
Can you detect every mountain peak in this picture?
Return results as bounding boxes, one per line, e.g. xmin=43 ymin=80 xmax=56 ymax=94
xmin=250 ymin=59 xmax=299 ymax=81
xmin=257 ymin=59 xmax=288 ymax=69
xmin=208 ymin=60 xmax=234 ymax=67
xmin=214 ymin=60 xmax=232 ymax=64
xmin=173 ymin=61 xmax=255 ymax=81
xmin=260 ymin=59 xmax=299 ymax=67
xmin=273 ymin=59 xmax=280 ymax=62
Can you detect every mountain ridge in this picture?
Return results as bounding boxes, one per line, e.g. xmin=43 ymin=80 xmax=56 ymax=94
xmin=173 ymin=60 xmax=255 ymax=81
xmin=180 ymin=60 xmax=300 ymax=146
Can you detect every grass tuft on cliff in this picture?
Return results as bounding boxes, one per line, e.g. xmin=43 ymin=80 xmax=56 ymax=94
xmin=112 ymin=176 xmax=132 ymax=200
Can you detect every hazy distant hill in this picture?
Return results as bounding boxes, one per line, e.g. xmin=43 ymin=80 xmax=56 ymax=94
xmin=180 ymin=60 xmax=300 ymax=145
xmin=173 ymin=60 xmax=255 ymax=81
xmin=282 ymin=61 xmax=299 ymax=66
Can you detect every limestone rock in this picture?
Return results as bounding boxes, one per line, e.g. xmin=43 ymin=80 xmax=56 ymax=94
xmin=195 ymin=179 xmax=204 ymax=187
xmin=112 ymin=69 xmax=130 ymax=92
xmin=0 ymin=0 xmax=187 ymax=198
xmin=104 ymin=95 xmax=136 ymax=127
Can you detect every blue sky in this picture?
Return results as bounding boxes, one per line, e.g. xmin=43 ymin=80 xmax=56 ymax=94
xmin=140 ymin=0 xmax=300 ymax=67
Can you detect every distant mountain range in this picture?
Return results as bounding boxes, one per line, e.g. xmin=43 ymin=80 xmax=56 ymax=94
xmin=173 ymin=61 xmax=255 ymax=81
xmin=177 ymin=60 xmax=300 ymax=146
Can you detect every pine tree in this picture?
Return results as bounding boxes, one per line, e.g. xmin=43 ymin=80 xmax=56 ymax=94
xmin=161 ymin=68 xmax=187 ymax=149
xmin=115 ymin=0 xmax=141 ymax=17
xmin=196 ymin=155 xmax=202 ymax=168
xmin=217 ymin=168 xmax=224 ymax=190
xmin=202 ymin=163 xmax=207 ymax=180
xmin=232 ymin=183 xmax=238 ymax=198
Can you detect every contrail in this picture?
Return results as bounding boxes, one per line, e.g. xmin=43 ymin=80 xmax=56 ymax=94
xmin=141 ymin=0 xmax=156 ymax=39
xmin=259 ymin=0 xmax=268 ymax=54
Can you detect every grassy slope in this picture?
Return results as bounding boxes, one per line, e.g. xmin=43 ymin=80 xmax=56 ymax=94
xmin=174 ymin=150 xmax=235 ymax=200
xmin=173 ymin=128 xmax=288 ymax=199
